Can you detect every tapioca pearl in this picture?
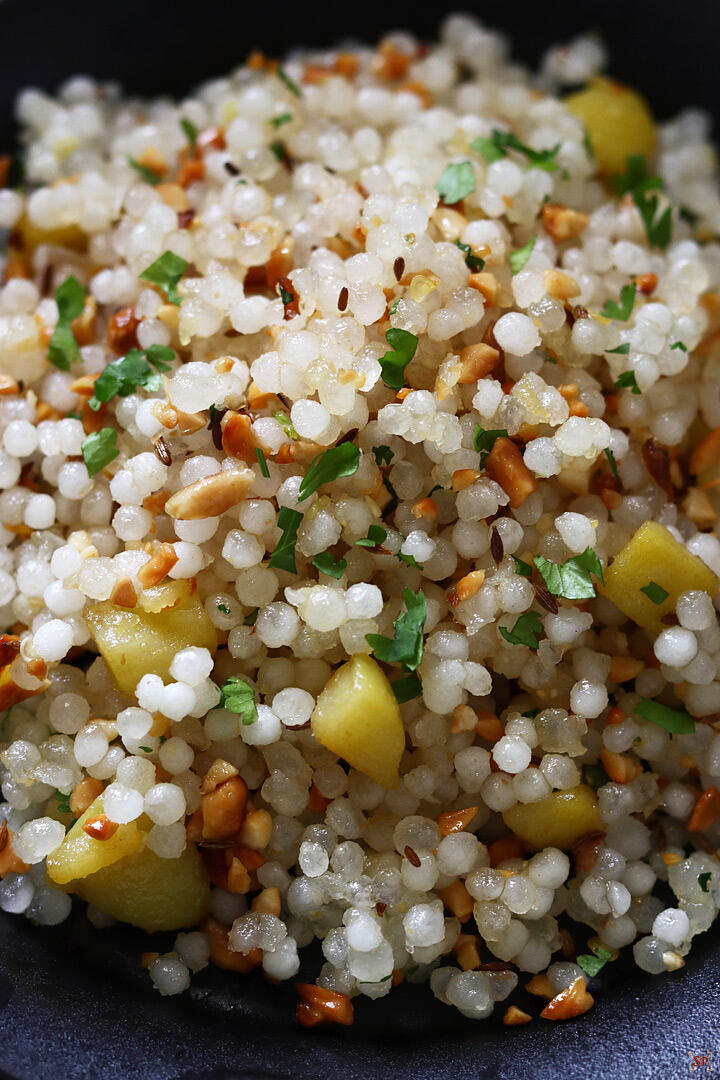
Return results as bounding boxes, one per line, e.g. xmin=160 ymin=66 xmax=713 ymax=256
xmin=653 ymin=626 xmax=698 ymax=668
xmin=168 ymin=647 xmax=214 ymax=686
xmin=102 ymin=782 xmax=144 ymax=824
xmin=3 ymin=420 xmax=38 ymax=457
xmin=143 ymin=783 xmax=187 ymax=826
xmin=676 ymin=590 xmax=715 ymax=632
xmin=168 ymin=542 xmax=205 ymax=578
xmin=493 ymin=312 xmax=540 ymax=356
xmin=32 ymin=619 xmax=74 ymax=662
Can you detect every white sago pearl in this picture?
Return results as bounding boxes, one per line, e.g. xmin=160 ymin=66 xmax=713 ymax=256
xmin=652 ymin=907 xmax=690 ymax=948
xmin=271 ymin=687 xmax=315 ymax=727
xmin=676 ymin=590 xmax=715 ymax=631
xmin=24 ymin=493 xmax=56 ymax=529
xmin=50 ymin=544 xmax=82 ymax=580
xmin=102 ymin=782 xmax=144 ymax=824
xmin=492 ymin=735 xmax=532 ymax=774
xmin=74 ymin=723 xmax=109 ymax=767
xmin=255 ymin=602 xmax=300 ymax=647
xmin=116 ymin=755 xmax=157 ymax=793
xmin=493 ymin=312 xmax=540 ymax=355
xmin=569 ymin=679 xmax=608 ymax=718
xmin=240 ymin=704 xmax=282 ymax=746
xmin=555 ymin=512 xmax=596 ymax=554
xmin=43 ymin=580 xmax=85 ymax=616
xmin=49 ymin=692 xmax=90 ymax=734
xmin=158 ymin=737 xmax=195 ymax=775
xmin=168 ymin=647 xmax=213 ymax=686
xmin=159 ymin=682 xmax=196 ymax=721
xmin=58 ymin=462 xmax=93 ymax=500
xmin=345 ymin=583 xmax=383 ymax=619
xmin=4 ymin=420 xmax=37 ymax=457
xmin=299 ymin=840 xmax=330 ymax=878
xmin=135 ymin=674 xmax=164 ymax=713
xmin=117 ymin=706 xmax=153 ymax=740
xmin=144 ymin=783 xmax=187 ymax=825
xmin=168 ymin=542 xmax=204 ymax=578
xmin=149 ymin=954 xmax=191 ymax=996
xmin=32 ymin=619 xmax=73 ymax=662
xmin=13 ymin=818 xmax=65 ymax=864
xmin=654 ymin=627 xmax=698 ymax=668
xmin=222 ymin=530 xmax=264 ymax=569
xmin=290 ymin=400 xmax=332 ymax=440
xmin=112 ymin=506 xmax=151 ymax=541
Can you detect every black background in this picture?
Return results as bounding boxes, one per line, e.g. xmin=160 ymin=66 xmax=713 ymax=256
xmin=1 ymin=1 xmax=720 ymax=1077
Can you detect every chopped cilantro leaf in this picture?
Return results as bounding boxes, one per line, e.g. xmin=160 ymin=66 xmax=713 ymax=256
xmin=268 ymin=506 xmax=303 ymax=573
xmin=378 ymin=327 xmax=418 ymax=390
xmin=271 ymin=112 xmax=293 ymax=129
xmin=582 ymin=762 xmax=610 ymax=789
xmin=54 ymin=790 xmax=72 ymax=815
xmin=220 ymin=676 xmax=258 ymax=725
xmin=533 ymin=547 xmax=604 ymax=600
xmin=356 ymin=524 xmax=387 ymax=549
xmin=604 ymin=447 xmax=619 ymax=479
xmin=641 ymin=581 xmax=670 ymax=605
xmin=273 ymin=410 xmax=299 ymax=440
xmin=48 ymin=275 xmax=86 ymax=370
xmin=478 ymin=129 xmax=561 ymax=171
xmin=89 ymin=345 xmax=173 ymax=410
xmin=277 ymin=67 xmax=302 ymax=98
xmin=615 ymin=370 xmax=641 ymax=394
xmin=127 ymin=156 xmax=161 ymax=185
xmin=512 ymin=556 xmax=533 ymax=578
xmin=81 ymin=428 xmax=118 ymax=477
xmin=388 ymin=297 xmax=400 ymax=315
xmin=435 ymin=161 xmax=476 ymax=204
xmin=671 ymin=341 xmax=687 ymax=352
xmin=499 ymin=611 xmax=543 ymax=650
xmin=634 ymin=699 xmax=695 ymax=734
xmin=139 ymin=250 xmax=188 ymax=306
xmin=139 ymin=746 xmax=153 ymax=753
xmin=372 ymin=445 xmax=394 ymax=468
xmin=255 ymin=447 xmax=270 ymax=477
xmin=634 ymin=188 xmax=673 ymax=250
xmin=180 ymin=118 xmax=198 ymax=146
xmin=576 ymin=945 xmax=614 ymax=978
xmin=397 ymin=552 xmax=422 ymax=569
xmin=312 ymin=550 xmax=347 ymax=579
xmin=601 ymin=283 xmax=636 ymax=321
xmin=216 ymin=602 xmax=230 ymax=615
xmin=454 ymin=239 xmax=485 ymax=273
xmin=699 ymin=872 xmax=712 ymax=893
xmin=607 ymin=343 xmax=630 ymax=355
xmin=392 ymin=671 xmax=422 ymax=703
xmin=470 ymin=135 xmax=506 ymax=164
xmin=269 ymin=141 xmax=284 ymax=162
xmin=243 ymin=608 xmax=258 ymax=626
xmin=613 ymin=155 xmax=662 ymax=196
xmin=366 ymin=588 xmax=427 ymax=671
xmin=509 ymin=236 xmax=536 ymax=274
xmin=298 ymin=442 xmax=360 ymax=502
xmin=278 ymin=282 xmax=294 ymax=306
xmin=474 ymin=426 xmax=507 ymax=465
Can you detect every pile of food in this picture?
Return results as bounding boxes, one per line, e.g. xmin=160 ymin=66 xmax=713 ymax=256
xmin=0 ymin=13 xmax=719 ymax=1027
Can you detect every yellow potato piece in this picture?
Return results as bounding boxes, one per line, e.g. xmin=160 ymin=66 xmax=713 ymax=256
xmin=601 ymin=521 xmax=719 ymax=635
xmin=16 ymin=215 xmax=86 ymax=252
xmin=75 ymin=843 xmax=210 ymax=933
xmin=46 ymin=796 xmax=144 ymax=885
xmin=503 ymin=785 xmax=600 ymax=851
xmin=565 ymin=76 xmax=655 ymax=176
xmin=85 ymin=579 xmax=216 ymax=697
xmin=311 ymin=654 xmax=405 ymax=789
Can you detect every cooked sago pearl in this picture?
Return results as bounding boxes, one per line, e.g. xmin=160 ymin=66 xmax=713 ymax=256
xmin=49 ymin=692 xmax=90 ymax=734
xmin=102 ymin=781 xmax=144 ymax=823
xmin=676 ymin=590 xmax=715 ymax=631
xmin=143 ymin=783 xmax=187 ymax=825
xmin=146 ymin=822 xmax=187 ymax=859
xmin=555 ymin=512 xmax=596 ymax=554
xmin=159 ymin=681 xmax=196 ymax=721
xmin=493 ymin=312 xmax=540 ymax=355
xmin=149 ymin=954 xmax=191 ymax=996
xmin=569 ymin=679 xmax=608 ymax=718
xmin=135 ymin=673 xmax=165 ymax=713
xmin=299 ymin=586 xmax=347 ymax=631
xmin=31 ymin=619 xmax=73 ymax=662
xmin=116 ymin=755 xmax=156 ymax=793
xmin=168 ymin=647 xmax=213 ymax=686
xmin=24 ymin=494 xmax=56 ymax=529
xmin=158 ymin=737 xmax=194 ymax=774
xmin=271 ymin=687 xmax=315 ymax=727
xmin=492 ymin=735 xmax=532 ymax=774
xmin=240 ymin=704 xmax=281 ymax=746
xmin=654 ymin=626 xmax=698 ymax=667
xmin=13 ymin=817 xmax=65 ymax=864
xmin=74 ymin=723 xmax=109 ymax=767
xmin=298 ymin=840 xmax=330 ymax=877
xmin=117 ymin=707 xmax=153 ymax=741
xmin=652 ymin=907 xmax=690 ymax=948
xmin=255 ymin=602 xmax=300 ymax=647
xmin=222 ymin=530 xmax=264 ymax=569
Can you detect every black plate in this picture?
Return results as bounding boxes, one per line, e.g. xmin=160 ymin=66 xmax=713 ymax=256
xmin=1 ymin=1 xmax=720 ymax=1077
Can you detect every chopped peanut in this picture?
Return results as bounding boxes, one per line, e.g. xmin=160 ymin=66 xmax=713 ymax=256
xmin=205 ymin=916 xmax=262 ymax=973
xmin=83 ymin=814 xmax=119 ymax=841
xmin=488 ymin=834 xmax=526 ymax=866
xmin=683 ymin=487 xmax=718 ymax=529
xmin=457 ymin=343 xmax=499 ymax=382
xmin=151 ymin=401 xmax=178 ymax=429
xmin=690 ymin=428 xmax=720 ymax=476
xmin=295 ymin=983 xmax=354 ymax=1028
xmin=467 ymin=271 xmax=500 ymax=304
xmin=503 ymin=1005 xmax=532 ymax=1026
xmin=452 ymin=468 xmax=481 ymax=491
xmin=175 ymin=410 xmax=208 ymax=435
xmin=635 ymin=272 xmax=658 ymax=295
xmin=137 ymin=146 xmax=166 ymax=179
xmin=540 ymin=976 xmax=594 ymax=1020
xmin=0 ymin=374 xmax=19 ymax=396
xmin=107 ymin=307 xmax=139 ymax=353
xmin=177 ymin=158 xmax=205 ymax=187
xmin=525 ymin=973 xmax=556 ymax=999
xmin=251 ymin=886 xmax=282 ymax=917
xmin=542 ymin=269 xmax=580 ymax=300
xmin=221 ymin=410 xmax=259 ymax=462
xmin=451 ymin=704 xmax=478 ymax=734
xmin=238 ymin=808 xmax=273 ymax=850
xmin=137 ymin=543 xmax=179 ymax=588
xmin=411 ymin=497 xmax=437 ymax=520
xmin=608 ymin=655 xmax=644 ymax=683
xmin=600 ymin=748 xmax=643 ymax=784
xmin=69 ymin=776 xmax=104 ymax=816
xmin=438 ymin=806 xmax=478 ymax=836
xmin=455 ymin=570 xmax=486 ymax=604
xmin=156 ymin=182 xmax=190 ymax=212
xmin=0 ymin=830 xmax=29 ymax=877
xmin=572 ymin=831 xmax=605 ymax=873
xmin=687 ymin=787 xmax=720 ymax=833
xmin=201 ymin=775 xmax=249 ymax=841
xmin=453 ymin=933 xmax=482 ymax=970
xmin=485 ymin=436 xmax=538 ymax=509
xmin=438 ymin=879 xmax=474 ymax=921
xmin=109 ymin=576 xmax=137 ymax=609
xmin=475 ymin=709 xmax=504 ymax=743
xmin=226 ymin=856 xmax=252 ymax=894
xmin=71 ymin=295 xmax=97 ymax=346
xmin=200 ymin=758 xmax=239 ymax=795
xmin=541 ymin=203 xmax=589 ymax=243
xmin=165 ymin=468 xmax=254 ymax=520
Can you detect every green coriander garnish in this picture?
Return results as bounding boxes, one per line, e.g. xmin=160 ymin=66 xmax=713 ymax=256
xmin=509 ymin=236 xmax=536 ymax=274
xmin=255 ymin=447 xmax=270 ymax=477
xmin=220 ymin=676 xmax=258 ymax=725
xmin=454 ymin=239 xmax=485 ymax=273
xmin=499 ymin=611 xmax=543 ymax=650
xmin=634 ymin=699 xmax=695 ymax=734
xmin=298 ymin=442 xmax=360 ymax=502
xmin=472 ymin=129 xmax=561 ymax=171
xmin=139 ymin=250 xmax=188 ymax=306
xmin=127 ymin=156 xmax=161 ymax=185
xmin=613 ymin=155 xmax=659 ymax=196
xmin=582 ymin=761 xmax=610 ymax=789
xmin=273 ymin=410 xmax=299 ymax=440
xmin=512 ymin=556 xmax=533 ymax=578
xmin=604 ymin=448 xmax=619 ymax=479
xmin=614 ymin=371 xmax=641 ymax=394
xmin=180 ymin=118 xmax=198 ymax=146
xmin=89 ymin=345 xmax=173 ymax=409
xmin=576 ymin=945 xmax=614 ymax=978
xmin=366 ymin=588 xmax=427 ymax=671
xmin=139 ymin=746 xmax=153 ymax=754
xmin=277 ymin=67 xmax=302 ymax=98
xmin=268 ymin=506 xmax=303 ymax=573
xmin=641 ymin=581 xmax=670 ymax=605
xmin=356 ymin=524 xmax=388 ymax=549
xmin=54 ymin=790 xmax=72 ymax=815
xmin=243 ymin=608 xmax=259 ymax=626
xmin=601 ymin=282 xmax=636 ymax=321
xmin=81 ymin=428 xmax=118 ymax=477
xmin=216 ymin=602 xmax=231 ymax=615
xmin=311 ymin=551 xmax=348 ymax=579
xmin=388 ymin=297 xmax=400 ymax=315
xmin=607 ymin=343 xmax=630 ymax=355
xmin=397 ymin=552 xmax=422 ymax=569
xmin=372 ymin=445 xmax=394 ymax=468
xmin=378 ymin=327 xmax=418 ymax=390
xmin=533 ymin=547 xmax=604 ymax=600
xmin=474 ymin=426 xmax=508 ymax=465
xmin=699 ymin=872 xmax=712 ymax=893
xmin=269 ymin=141 xmax=285 ymax=162
xmin=391 ymin=671 xmax=422 ymax=703
xmin=634 ymin=187 xmax=673 ymax=250
xmin=435 ymin=161 xmax=476 ymax=204
xmin=671 ymin=341 xmax=687 ymax=352
xmin=271 ymin=112 xmax=293 ymax=129
xmin=48 ymin=275 xmax=86 ymax=370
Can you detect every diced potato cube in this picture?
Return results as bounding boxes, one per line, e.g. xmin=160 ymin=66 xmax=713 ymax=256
xmin=601 ymin=521 xmax=719 ymax=635
xmin=311 ymin=654 xmax=405 ymax=789
xmin=565 ymin=77 xmax=655 ymax=176
xmin=75 ymin=843 xmax=210 ymax=932
xmin=17 ymin=215 xmax=86 ymax=252
xmin=503 ymin=785 xmax=600 ymax=851
xmin=85 ymin=579 xmax=216 ymax=697
xmin=46 ymin=796 xmax=144 ymax=885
